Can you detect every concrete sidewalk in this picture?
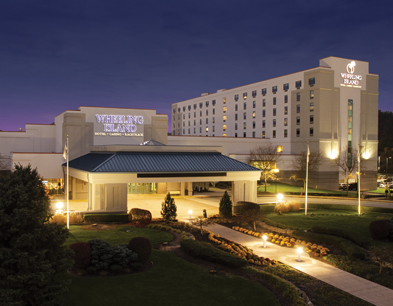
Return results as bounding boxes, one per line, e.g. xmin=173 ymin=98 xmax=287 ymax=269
xmin=203 ymin=223 xmax=393 ymax=306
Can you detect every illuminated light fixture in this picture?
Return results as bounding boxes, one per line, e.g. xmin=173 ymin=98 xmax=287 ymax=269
xmin=277 ymin=145 xmax=283 ymax=153
xmin=297 ymin=247 xmax=303 ymax=262
xmin=188 ymin=210 xmax=193 ymax=220
xmin=277 ymin=193 xmax=283 ymax=202
xmin=362 ymin=152 xmax=370 ymax=160
xmin=328 ymin=150 xmax=338 ymax=160
xmin=273 ymin=168 xmax=279 ymax=173
xmin=262 ymin=235 xmax=267 ymax=248
xmin=56 ymin=202 xmax=63 ymax=214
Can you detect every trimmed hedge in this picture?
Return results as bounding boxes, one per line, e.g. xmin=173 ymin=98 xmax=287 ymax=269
xmin=180 ymin=236 xmax=247 ymax=268
xmin=234 ymin=201 xmax=260 ymax=214
xmin=312 ymin=227 xmax=371 ymax=249
xmin=244 ymin=267 xmax=307 ymax=306
xmin=300 ymin=203 xmax=393 ymax=214
xmin=259 ymin=204 xmax=276 ymax=212
xmin=292 ymin=230 xmax=366 ymax=259
xmin=83 ymin=214 xmax=129 ymax=223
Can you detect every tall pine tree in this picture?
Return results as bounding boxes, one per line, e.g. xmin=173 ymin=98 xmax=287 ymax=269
xmin=161 ymin=193 xmax=177 ymax=222
xmin=0 ymin=165 xmax=72 ymax=306
xmin=219 ymin=191 xmax=232 ymax=218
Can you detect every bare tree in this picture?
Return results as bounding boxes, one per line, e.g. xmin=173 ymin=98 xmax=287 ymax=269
xmin=247 ymin=144 xmax=282 ymax=192
xmin=334 ymin=146 xmax=362 ymax=195
xmin=290 ymin=151 xmax=323 ymax=189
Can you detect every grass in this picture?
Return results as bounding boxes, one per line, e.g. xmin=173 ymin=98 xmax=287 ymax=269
xmin=64 ymin=226 xmax=279 ymax=306
xmin=258 ymin=182 xmax=354 ymax=195
xmin=65 ymin=225 xmax=173 ymax=247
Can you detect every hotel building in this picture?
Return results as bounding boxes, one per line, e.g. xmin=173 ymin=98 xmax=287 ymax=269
xmin=172 ymin=57 xmax=379 ymax=190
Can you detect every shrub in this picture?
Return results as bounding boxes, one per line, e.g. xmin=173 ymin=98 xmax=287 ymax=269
xmin=128 ymin=208 xmax=152 ymax=226
xmin=219 ymin=191 xmax=232 ymax=218
xmin=88 ymin=239 xmax=113 ymax=270
xmin=70 ymin=242 xmax=91 ymax=269
xmin=300 ymin=204 xmax=393 ymax=214
xmin=112 ymin=244 xmax=138 ymax=267
xmin=180 ymin=236 xmax=247 ymax=268
xmin=83 ymin=214 xmax=129 ymax=223
xmin=50 ymin=212 xmax=84 ymax=225
xmin=275 ymin=200 xmax=301 ymax=213
xmin=109 ymin=264 xmax=123 ymax=274
xmin=235 ymin=201 xmax=259 ymax=214
xmin=312 ymin=227 xmax=371 ymax=249
xmin=128 ymin=237 xmax=152 ymax=263
xmin=369 ymin=220 xmax=391 ymax=240
xmin=161 ymin=193 xmax=177 ymax=222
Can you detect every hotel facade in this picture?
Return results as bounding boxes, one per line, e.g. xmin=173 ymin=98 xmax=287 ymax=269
xmin=172 ymin=57 xmax=379 ymax=190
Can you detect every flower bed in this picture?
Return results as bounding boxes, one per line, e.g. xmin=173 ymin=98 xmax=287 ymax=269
xmin=231 ymin=226 xmax=330 ymax=257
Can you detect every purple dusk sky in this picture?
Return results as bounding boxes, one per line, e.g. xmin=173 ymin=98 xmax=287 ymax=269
xmin=0 ymin=0 xmax=392 ymax=132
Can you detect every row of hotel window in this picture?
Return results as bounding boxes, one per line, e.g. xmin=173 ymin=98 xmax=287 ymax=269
xmin=173 ymin=79 xmax=316 ymax=114
xmin=175 ymin=114 xmax=314 ymax=129
xmin=173 ymin=102 xmax=315 ymax=128
xmin=179 ymin=128 xmax=314 ymax=138
xmin=174 ymin=90 xmax=315 ymax=120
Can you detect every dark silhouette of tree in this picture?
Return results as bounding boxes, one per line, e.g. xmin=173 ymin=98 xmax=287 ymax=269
xmin=290 ymin=151 xmax=323 ymax=189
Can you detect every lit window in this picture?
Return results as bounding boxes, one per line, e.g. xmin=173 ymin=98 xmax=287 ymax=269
xmin=272 ymin=86 xmax=277 ymax=93
xmin=297 ymin=104 xmax=300 ymax=113
xmin=283 ymin=83 xmax=289 ymax=91
xmin=310 ymin=90 xmax=314 ymax=99
xmin=253 ymin=111 xmax=256 ymax=118
xmin=223 ymin=106 xmax=227 ymax=113
xmin=277 ymin=145 xmax=283 ymax=152
xmin=223 ymin=125 xmax=227 ymax=131
xmin=206 ymin=127 xmax=209 ymax=132
xmin=234 ymin=94 xmax=239 ymax=101
xmin=262 ymin=88 xmax=267 ymax=96
xmin=284 ymin=118 xmax=288 ymax=126
xmin=223 ymin=97 xmax=227 ymax=103
xmin=273 ymin=119 xmax=276 ymax=127
xmin=223 ymin=133 xmax=227 ymax=137
xmin=273 ymin=130 xmax=276 ymax=138
xmin=243 ymin=93 xmax=247 ymax=99
xmin=310 ymin=127 xmax=314 ymax=136
xmin=296 ymin=116 xmax=300 ymax=125
xmin=310 ymin=102 xmax=314 ymax=112
xmin=262 ymin=131 xmax=265 ymax=138
xmin=310 ymin=115 xmax=314 ymax=124
xmin=223 ymin=115 xmax=227 ymax=122
xmin=284 ymin=106 xmax=288 ymax=115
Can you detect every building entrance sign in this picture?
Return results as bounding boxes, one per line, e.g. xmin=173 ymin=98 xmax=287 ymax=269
xmin=94 ymin=114 xmax=144 ymax=137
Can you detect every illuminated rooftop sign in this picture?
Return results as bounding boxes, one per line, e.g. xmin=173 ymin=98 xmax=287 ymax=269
xmin=94 ymin=114 xmax=144 ymax=137
xmin=340 ymin=61 xmax=362 ymax=88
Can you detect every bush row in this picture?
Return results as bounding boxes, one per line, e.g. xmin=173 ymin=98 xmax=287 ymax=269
xmin=312 ymin=226 xmax=371 ymax=249
xmin=180 ymin=236 xmax=247 ymax=268
xmin=244 ymin=267 xmax=308 ymax=306
xmin=292 ymin=231 xmax=366 ymax=259
xmin=83 ymin=214 xmax=129 ymax=223
xmin=300 ymin=204 xmax=393 ymax=214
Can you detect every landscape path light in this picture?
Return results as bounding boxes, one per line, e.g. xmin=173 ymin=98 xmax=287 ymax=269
xmin=277 ymin=193 xmax=283 ymax=203
xmin=188 ymin=210 xmax=193 ymax=220
xmin=297 ymin=247 xmax=303 ymax=262
xmin=262 ymin=235 xmax=267 ymax=248
xmin=56 ymin=202 xmax=63 ymax=214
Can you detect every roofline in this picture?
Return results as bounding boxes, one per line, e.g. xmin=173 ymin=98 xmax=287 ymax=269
xmin=13 ymin=152 xmax=62 ymax=154
xmin=320 ymin=56 xmax=369 ymax=63
xmin=79 ymin=105 xmax=159 ymax=111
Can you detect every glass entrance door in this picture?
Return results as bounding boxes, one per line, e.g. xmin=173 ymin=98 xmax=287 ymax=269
xmin=128 ymin=183 xmax=157 ymax=194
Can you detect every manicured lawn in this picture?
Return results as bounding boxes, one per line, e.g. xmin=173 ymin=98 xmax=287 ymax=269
xmin=64 ymin=250 xmax=280 ymax=306
xmin=65 ymin=225 xmax=173 ymax=247
xmin=64 ymin=225 xmax=279 ymax=306
xmin=258 ymin=182 xmax=353 ymax=195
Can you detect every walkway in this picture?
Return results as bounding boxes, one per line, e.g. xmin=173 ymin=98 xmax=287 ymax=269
xmin=203 ymin=223 xmax=393 ymax=306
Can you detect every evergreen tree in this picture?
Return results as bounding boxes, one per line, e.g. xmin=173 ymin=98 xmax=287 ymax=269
xmin=219 ymin=191 xmax=232 ymax=218
xmin=161 ymin=193 xmax=177 ymax=221
xmin=0 ymin=165 xmax=72 ymax=306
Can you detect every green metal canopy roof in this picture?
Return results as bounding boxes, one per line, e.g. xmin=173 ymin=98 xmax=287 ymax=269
xmin=63 ymin=152 xmax=260 ymax=173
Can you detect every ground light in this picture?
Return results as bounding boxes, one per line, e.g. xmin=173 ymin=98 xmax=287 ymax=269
xmin=188 ymin=210 xmax=192 ymax=220
xmin=262 ymin=235 xmax=267 ymax=248
xmin=277 ymin=193 xmax=283 ymax=202
xmin=297 ymin=247 xmax=303 ymax=262
xmin=56 ymin=202 xmax=63 ymax=214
